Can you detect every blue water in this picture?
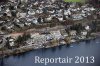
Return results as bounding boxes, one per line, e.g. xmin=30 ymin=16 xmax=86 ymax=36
xmin=0 ymin=38 xmax=100 ymax=66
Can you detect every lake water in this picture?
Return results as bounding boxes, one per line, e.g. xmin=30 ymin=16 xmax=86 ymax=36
xmin=0 ymin=38 xmax=100 ymax=66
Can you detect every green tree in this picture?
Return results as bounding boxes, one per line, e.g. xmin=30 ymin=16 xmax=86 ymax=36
xmin=15 ymin=33 xmax=30 ymax=44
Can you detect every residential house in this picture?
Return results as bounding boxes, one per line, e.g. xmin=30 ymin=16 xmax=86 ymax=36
xmin=81 ymin=31 xmax=88 ymax=36
xmin=5 ymin=23 xmax=14 ymax=30
xmin=45 ymin=15 xmax=52 ymax=21
xmin=64 ymin=10 xmax=71 ymax=16
xmin=0 ymin=37 xmax=6 ymax=48
xmin=84 ymin=7 xmax=95 ymax=12
xmin=69 ymin=30 xmax=77 ymax=36
xmin=19 ymin=13 xmax=27 ymax=18
xmin=76 ymin=30 xmax=88 ymax=40
xmin=9 ymin=0 xmax=16 ymax=2
xmin=28 ymin=9 xmax=36 ymax=15
xmin=85 ymin=25 xmax=90 ymax=31
xmin=71 ymin=8 xmax=78 ymax=12
xmin=45 ymin=34 xmax=53 ymax=41
xmin=8 ymin=38 xmax=15 ymax=47
xmin=0 ymin=36 xmax=3 ymax=44
xmin=36 ymin=9 xmax=43 ymax=14
xmin=60 ymin=29 xmax=68 ymax=37
xmin=81 ymin=13 xmax=87 ymax=17
xmin=14 ymin=18 xmax=20 ymax=22
xmin=0 ymin=21 xmax=5 ymax=25
xmin=0 ymin=6 xmax=1 ymax=11
xmin=34 ymin=1 xmax=39 ymax=5
xmin=57 ymin=9 xmax=63 ymax=13
xmin=72 ymin=14 xmax=83 ymax=20
xmin=82 ymin=10 xmax=87 ymax=14
xmin=16 ymin=12 xmax=20 ymax=18
xmin=48 ymin=10 xmax=55 ymax=14
xmin=32 ymin=18 xmax=38 ymax=24
xmin=16 ymin=22 xmax=25 ymax=28
xmin=50 ymin=0 xmax=56 ymax=3
xmin=57 ymin=16 xmax=63 ymax=21
xmin=25 ymin=22 xmax=31 ymax=26
xmin=0 ymin=31 xmax=5 ymax=35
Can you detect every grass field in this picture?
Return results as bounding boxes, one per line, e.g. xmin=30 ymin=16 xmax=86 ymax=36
xmin=64 ymin=0 xmax=85 ymax=2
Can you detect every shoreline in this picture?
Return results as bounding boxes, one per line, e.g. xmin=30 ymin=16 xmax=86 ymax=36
xmin=0 ymin=34 xmax=98 ymax=58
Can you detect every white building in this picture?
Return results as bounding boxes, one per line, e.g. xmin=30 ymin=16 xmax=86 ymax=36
xmin=9 ymin=38 xmax=15 ymax=47
xmin=81 ymin=31 xmax=88 ymax=36
xmin=58 ymin=16 xmax=63 ymax=21
xmin=45 ymin=16 xmax=52 ymax=21
xmin=85 ymin=25 xmax=90 ymax=31
xmin=32 ymin=18 xmax=38 ymax=24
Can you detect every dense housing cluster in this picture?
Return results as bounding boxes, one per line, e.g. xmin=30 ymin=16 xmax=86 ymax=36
xmin=0 ymin=0 xmax=100 ymax=54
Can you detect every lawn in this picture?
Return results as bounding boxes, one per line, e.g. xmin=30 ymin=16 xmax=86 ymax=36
xmin=64 ymin=0 xmax=85 ymax=2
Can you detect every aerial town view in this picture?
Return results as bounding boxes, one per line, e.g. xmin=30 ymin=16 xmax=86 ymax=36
xmin=0 ymin=0 xmax=100 ymax=66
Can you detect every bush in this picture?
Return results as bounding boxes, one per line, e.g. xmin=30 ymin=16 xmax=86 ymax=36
xmin=15 ymin=33 xmax=30 ymax=44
